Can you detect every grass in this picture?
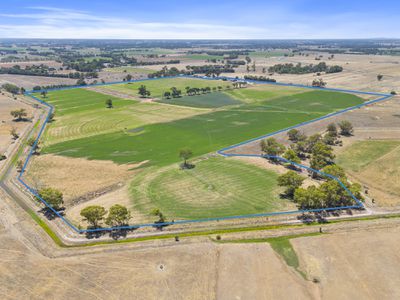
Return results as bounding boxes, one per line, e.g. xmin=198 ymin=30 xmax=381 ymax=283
xmin=27 ymin=208 xmax=65 ymax=247
xmin=43 ymin=89 xmax=134 ymax=117
xmin=213 ymin=232 xmax=322 ymax=279
xmin=104 ymin=77 xmax=228 ymax=99
xmin=249 ymin=50 xmax=289 ymax=58
xmin=42 ymin=90 xmax=363 ymax=166
xmin=42 ymin=109 xmax=322 ymax=165
xmin=337 ymin=140 xmax=400 ymax=197
xmin=225 ymin=85 xmax=305 ymax=103
xmin=32 ymin=77 xmax=366 ymax=221
xmin=104 ymin=66 xmax=154 ymax=74
xmin=337 ymin=140 xmax=400 ymax=172
xmin=83 ymin=56 xmax=113 ymax=62
xmin=182 ymin=54 xmax=225 ymax=61
xmin=130 ymin=157 xmax=292 ymax=220
xmin=235 ymin=90 xmax=364 ymax=113
xmin=39 ymin=88 xmax=209 ymax=145
xmin=123 ymin=48 xmax=176 ymax=55
xmin=158 ymin=92 xmax=242 ymax=108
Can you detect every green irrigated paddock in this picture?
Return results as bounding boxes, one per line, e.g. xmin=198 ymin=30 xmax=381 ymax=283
xmin=33 ymin=78 xmax=366 ymax=221
xmin=41 ymin=88 xmax=364 ymax=167
xmin=158 ymin=92 xmax=242 ymax=108
xmin=45 ymin=88 xmax=134 ymax=116
xmin=130 ymin=157 xmax=293 ymax=220
xmin=42 ymin=108 xmax=322 ymax=166
xmin=104 ymin=77 xmax=229 ymax=99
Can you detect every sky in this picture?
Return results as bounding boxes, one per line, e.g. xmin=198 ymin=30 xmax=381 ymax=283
xmin=0 ymin=0 xmax=399 ymax=39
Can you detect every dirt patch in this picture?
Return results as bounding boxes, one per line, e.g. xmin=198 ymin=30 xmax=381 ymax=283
xmin=24 ymin=154 xmax=139 ymax=206
xmin=293 ymin=226 xmax=400 ymax=299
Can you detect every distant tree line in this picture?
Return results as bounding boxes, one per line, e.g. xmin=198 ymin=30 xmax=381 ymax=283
xmin=0 ymin=64 xmax=97 ymax=79
xmin=1 ymin=83 xmax=23 ymax=95
xmin=188 ymin=50 xmax=251 ymax=56
xmin=32 ymin=84 xmax=76 ymax=91
xmin=147 ymin=64 xmax=236 ymax=78
xmin=185 ymin=65 xmax=235 ymax=76
xmin=268 ymin=62 xmax=343 ymax=74
xmin=138 ymin=59 xmax=180 ymax=66
xmin=244 ymin=75 xmax=277 ymax=82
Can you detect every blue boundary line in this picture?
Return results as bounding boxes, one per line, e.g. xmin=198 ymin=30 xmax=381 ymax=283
xmin=18 ymin=75 xmax=393 ymax=234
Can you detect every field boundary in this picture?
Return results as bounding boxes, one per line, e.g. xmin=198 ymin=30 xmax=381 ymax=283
xmin=19 ymin=75 xmax=393 ymax=233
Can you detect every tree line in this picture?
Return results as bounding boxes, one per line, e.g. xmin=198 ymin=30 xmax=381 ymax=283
xmin=261 ymin=121 xmax=361 ymax=210
xmin=137 ymin=81 xmax=243 ymax=99
xmin=0 ymin=64 xmax=98 ymax=79
xmin=268 ymin=62 xmax=343 ymax=74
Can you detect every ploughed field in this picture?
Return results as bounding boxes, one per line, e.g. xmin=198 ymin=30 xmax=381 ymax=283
xmin=33 ymin=77 xmax=365 ymax=221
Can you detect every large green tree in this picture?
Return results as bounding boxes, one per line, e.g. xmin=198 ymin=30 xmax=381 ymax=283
xmin=294 ymin=186 xmax=326 ymax=209
xmin=310 ymin=142 xmax=335 ymax=172
xmin=338 ymin=120 xmax=353 ymax=136
xmin=80 ymin=205 xmax=107 ymax=228
xmin=38 ymin=187 xmax=64 ymax=210
xmin=287 ymin=129 xmax=306 ymax=142
xmin=105 ymin=204 xmax=131 ymax=227
xmin=10 ymin=108 xmax=27 ymax=121
xmin=138 ymin=85 xmax=150 ymax=98
xmin=283 ymin=148 xmax=301 ymax=165
xmin=277 ymin=171 xmax=305 ymax=197
xmin=260 ymin=138 xmax=285 ymax=158
xmin=179 ymin=148 xmax=193 ymax=168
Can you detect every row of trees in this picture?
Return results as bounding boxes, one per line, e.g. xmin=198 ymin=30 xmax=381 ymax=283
xmin=261 ymin=121 xmax=360 ymax=209
xmin=36 ymin=187 xmax=135 ymax=229
xmin=36 ymin=186 xmax=169 ymax=230
xmin=147 ymin=63 xmax=239 ymax=79
xmin=243 ymin=75 xmax=277 ymax=82
xmin=2 ymin=83 xmax=23 ymax=95
xmin=278 ymin=166 xmax=362 ymax=209
xmin=80 ymin=204 xmax=132 ymax=228
xmin=312 ymin=78 xmax=327 ymax=87
xmin=138 ymin=82 xmax=246 ymax=100
xmin=0 ymin=65 xmax=94 ymax=79
xmin=268 ymin=62 xmax=343 ymax=74
xmin=163 ymin=87 xmax=182 ymax=99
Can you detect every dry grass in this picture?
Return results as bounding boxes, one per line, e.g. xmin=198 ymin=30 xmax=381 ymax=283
xmin=0 ymin=93 xmax=35 ymax=153
xmin=0 ymin=74 xmax=76 ymax=90
xmin=293 ymin=226 xmax=400 ymax=299
xmin=24 ymin=154 xmax=137 ymax=206
xmin=230 ymin=53 xmax=399 ymax=93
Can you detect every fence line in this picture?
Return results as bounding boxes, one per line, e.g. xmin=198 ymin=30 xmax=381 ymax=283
xmin=19 ymin=76 xmax=393 ymax=233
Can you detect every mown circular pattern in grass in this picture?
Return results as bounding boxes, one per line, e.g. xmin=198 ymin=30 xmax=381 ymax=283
xmin=130 ymin=157 xmax=294 ymax=220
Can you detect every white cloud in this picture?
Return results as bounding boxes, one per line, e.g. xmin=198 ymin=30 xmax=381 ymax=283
xmin=0 ymin=6 xmax=398 ymax=39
